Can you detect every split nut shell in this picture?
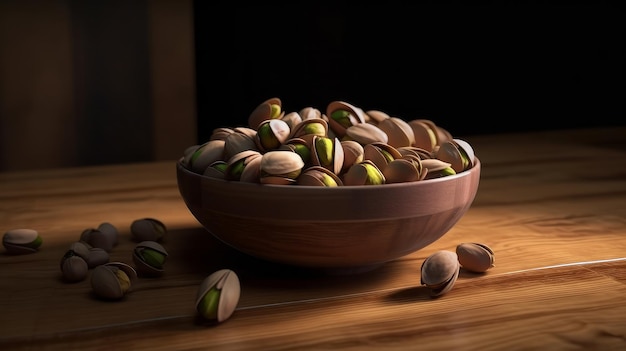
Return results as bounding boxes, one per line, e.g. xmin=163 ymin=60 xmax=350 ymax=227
xmin=420 ymin=250 xmax=460 ymax=297
xmin=132 ymin=241 xmax=168 ymax=276
xmin=456 ymin=242 xmax=495 ymax=273
xmin=2 ymin=228 xmax=43 ymax=255
xmin=196 ymin=269 xmax=240 ymax=323
xmin=130 ymin=218 xmax=166 ymax=242
xmin=91 ymin=262 xmax=137 ymax=300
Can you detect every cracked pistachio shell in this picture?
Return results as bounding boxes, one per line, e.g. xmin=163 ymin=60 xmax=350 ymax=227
xmin=280 ymin=111 xmax=303 ymax=130
xmin=209 ymin=127 xmax=234 ymax=141
xmin=130 ymin=218 xmax=166 ymax=242
xmin=259 ymin=150 xmax=305 ymax=185
xmin=363 ymin=142 xmax=403 ymax=172
xmin=435 ymin=139 xmax=475 ymax=173
xmin=68 ymin=241 xmax=91 ymax=261
xmin=409 ymin=119 xmax=439 ymax=152
xmin=420 ymin=250 xmax=460 ymax=297
xmin=299 ymin=106 xmax=322 ymax=121
xmin=364 ymin=109 xmax=390 ymax=124
xmin=311 ymin=136 xmax=344 ymax=175
xmin=345 ymin=123 xmax=389 ymax=145
xmin=60 ymin=252 xmax=89 ymax=282
xmin=223 ymin=130 xmax=258 ymax=161
xmin=288 ymin=118 xmax=328 ymax=139
xmin=87 ymin=247 xmax=110 ymax=268
xmin=340 ymin=140 xmax=364 ymax=173
xmin=132 ymin=241 xmax=168 ymax=276
xmin=326 ymin=101 xmax=366 ymax=138
xmin=377 ymin=117 xmax=415 ymax=148
xmin=382 ymin=158 xmax=425 ymax=184
xmin=343 ymin=160 xmax=386 ymax=186
xmin=456 ymin=243 xmax=495 ymax=273
xmin=80 ymin=228 xmax=114 ymax=252
xmin=196 ymin=269 xmax=241 ymax=323
xmin=421 ymin=159 xmax=456 ymax=179
xmin=248 ymin=97 xmax=283 ymax=130
xmin=255 ymin=119 xmax=291 ymax=152
xmin=91 ymin=262 xmax=137 ymax=300
xmin=203 ymin=160 xmax=228 ymax=179
xmin=279 ymin=137 xmax=312 ymax=166
xmin=188 ymin=140 xmax=226 ymax=174
xmin=2 ymin=228 xmax=42 ymax=254
xmin=225 ymin=150 xmax=263 ymax=181
xmin=297 ymin=166 xmax=344 ymax=187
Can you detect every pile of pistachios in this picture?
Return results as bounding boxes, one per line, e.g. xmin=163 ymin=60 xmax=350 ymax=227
xmin=420 ymin=242 xmax=495 ymax=297
xmin=182 ymin=98 xmax=476 ymax=186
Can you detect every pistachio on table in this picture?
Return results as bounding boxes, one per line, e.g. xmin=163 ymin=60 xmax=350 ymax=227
xmin=196 ymin=269 xmax=240 ymax=323
xmin=2 ymin=228 xmax=43 ymax=255
xmin=80 ymin=227 xmax=114 ymax=252
xmin=60 ymin=250 xmax=89 ymax=282
xmin=130 ymin=218 xmax=166 ymax=242
xmin=420 ymin=250 xmax=460 ymax=297
xmin=132 ymin=241 xmax=168 ymax=277
xmin=456 ymin=242 xmax=495 ymax=273
xmin=91 ymin=262 xmax=137 ymax=300
xmin=87 ymin=247 xmax=110 ymax=268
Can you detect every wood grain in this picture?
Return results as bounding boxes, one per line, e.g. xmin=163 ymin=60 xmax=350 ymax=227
xmin=1 ymin=127 xmax=625 ymax=350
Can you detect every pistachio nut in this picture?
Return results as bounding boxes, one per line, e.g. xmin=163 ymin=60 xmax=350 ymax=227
xmin=87 ymin=247 xmax=110 ymax=268
xmin=91 ymin=262 xmax=137 ymax=300
xmin=196 ymin=269 xmax=240 ymax=323
xmin=456 ymin=242 xmax=495 ymax=273
xmin=132 ymin=241 xmax=168 ymax=276
xmin=188 ymin=140 xmax=226 ymax=174
xmin=420 ymin=250 xmax=460 ymax=297
xmin=60 ymin=251 xmax=89 ymax=282
xmin=343 ymin=160 xmax=386 ymax=186
xmin=80 ymin=228 xmax=114 ymax=252
xmin=2 ymin=228 xmax=42 ymax=255
xmin=130 ymin=218 xmax=166 ymax=242
xmin=203 ymin=160 xmax=228 ymax=179
xmin=248 ymin=97 xmax=283 ymax=129
xmin=297 ymin=166 xmax=343 ymax=187
xmin=97 ymin=222 xmax=119 ymax=247
xmin=259 ymin=150 xmax=305 ymax=185
xmin=255 ymin=119 xmax=291 ymax=152
xmin=68 ymin=241 xmax=91 ymax=261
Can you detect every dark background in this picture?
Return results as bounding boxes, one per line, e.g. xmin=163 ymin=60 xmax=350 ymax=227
xmin=194 ymin=1 xmax=623 ymax=141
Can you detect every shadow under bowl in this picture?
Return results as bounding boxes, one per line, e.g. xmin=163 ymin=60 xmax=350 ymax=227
xmin=176 ymin=158 xmax=480 ymax=272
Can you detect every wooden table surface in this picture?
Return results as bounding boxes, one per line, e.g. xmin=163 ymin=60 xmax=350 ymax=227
xmin=1 ymin=127 xmax=625 ymax=350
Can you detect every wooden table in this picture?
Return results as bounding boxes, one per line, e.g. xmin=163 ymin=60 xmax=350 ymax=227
xmin=1 ymin=127 xmax=625 ymax=350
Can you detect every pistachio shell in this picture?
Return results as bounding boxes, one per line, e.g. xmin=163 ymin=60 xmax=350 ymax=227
xmin=223 ymin=131 xmax=258 ymax=161
xmin=326 ymin=101 xmax=366 ymax=138
xmin=87 ymin=247 xmax=110 ymax=268
xmin=297 ymin=166 xmax=344 ymax=186
xmin=281 ymin=111 xmax=303 ymax=129
xmin=299 ymin=106 xmax=322 ymax=120
xmin=130 ymin=218 xmax=166 ymax=242
xmin=60 ymin=254 xmax=89 ymax=282
xmin=132 ymin=241 xmax=168 ymax=276
xmin=343 ymin=160 xmax=386 ymax=186
xmin=364 ymin=110 xmax=390 ymax=124
xmin=209 ymin=127 xmax=234 ymax=141
xmin=68 ymin=241 xmax=91 ymax=261
xmin=97 ymin=222 xmax=119 ymax=247
xmin=225 ymin=150 xmax=263 ymax=181
xmin=456 ymin=243 xmax=494 ymax=273
xmin=203 ymin=161 xmax=228 ymax=179
xmin=345 ymin=123 xmax=389 ymax=145
xmin=288 ymin=118 xmax=329 ymax=139
xmin=260 ymin=150 xmax=305 ymax=182
xmin=420 ymin=250 xmax=460 ymax=297
xmin=435 ymin=141 xmax=469 ymax=173
xmin=377 ymin=117 xmax=415 ymax=148
xmin=189 ymin=140 xmax=226 ymax=174
xmin=2 ymin=228 xmax=42 ymax=254
xmin=80 ymin=228 xmax=114 ymax=252
xmin=248 ymin=97 xmax=283 ymax=129
xmin=196 ymin=269 xmax=241 ymax=323
xmin=339 ymin=140 xmax=364 ymax=174
xmin=255 ymin=119 xmax=291 ymax=152
xmin=382 ymin=158 xmax=424 ymax=183
xmin=310 ymin=136 xmax=344 ymax=175
xmin=409 ymin=120 xmax=439 ymax=152
xmin=91 ymin=262 xmax=137 ymax=300
xmin=363 ymin=142 xmax=403 ymax=172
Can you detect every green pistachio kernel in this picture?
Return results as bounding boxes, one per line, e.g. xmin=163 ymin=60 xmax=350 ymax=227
xmin=321 ymin=174 xmax=338 ymax=187
xmin=363 ymin=163 xmax=385 ymax=185
xmin=141 ymin=248 xmax=166 ymax=269
xmin=228 ymin=159 xmax=247 ymax=180
xmin=114 ymin=268 xmax=131 ymax=293
xmin=441 ymin=167 xmax=457 ymax=176
xmin=292 ymin=144 xmax=311 ymax=164
xmin=257 ymin=123 xmax=280 ymax=150
xmin=380 ymin=149 xmax=395 ymax=163
xmin=330 ymin=110 xmax=353 ymax=128
xmin=198 ymin=287 xmax=221 ymax=320
xmin=270 ymin=104 xmax=281 ymax=119
xmin=315 ymin=137 xmax=333 ymax=167
xmin=303 ymin=122 xmax=325 ymax=136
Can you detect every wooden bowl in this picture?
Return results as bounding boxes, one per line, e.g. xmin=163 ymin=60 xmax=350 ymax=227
xmin=176 ymin=158 xmax=480 ymax=272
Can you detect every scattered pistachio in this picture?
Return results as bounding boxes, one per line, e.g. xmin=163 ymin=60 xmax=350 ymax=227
xmin=91 ymin=262 xmax=137 ymax=300
xmin=456 ymin=242 xmax=495 ymax=273
xmin=420 ymin=250 xmax=460 ymax=297
xmin=132 ymin=241 xmax=168 ymax=277
xmin=2 ymin=228 xmax=42 ymax=255
xmin=80 ymin=228 xmax=114 ymax=252
xmin=97 ymin=222 xmax=119 ymax=248
xmin=130 ymin=218 xmax=166 ymax=242
xmin=87 ymin=247 xmax=110 ymax=268
xmin=60 ymin=250 xmax=89 ymax=282
xmin=196 ymin=269 xmax=240 ymax=323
